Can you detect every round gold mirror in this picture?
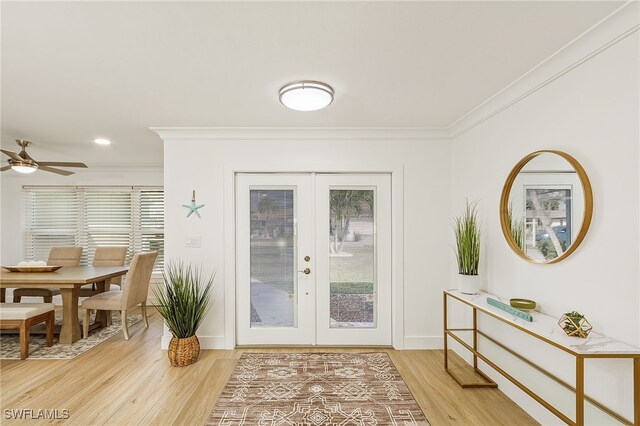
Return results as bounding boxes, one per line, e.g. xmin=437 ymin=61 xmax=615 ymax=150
xmin=500 ymin=150 xmax=593 ymax=264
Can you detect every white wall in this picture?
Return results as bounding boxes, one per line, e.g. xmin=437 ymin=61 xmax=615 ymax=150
xmin=0 ymin=167 xmax=163 ymax=265
xmin=161 ymin=134 xmax=451 ymax=350
xmin=450 ymin=5 xmax=639 ymax=424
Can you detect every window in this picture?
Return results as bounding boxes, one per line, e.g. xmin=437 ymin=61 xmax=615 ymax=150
xmin=23 ymin=186 xmax=164 ymax=273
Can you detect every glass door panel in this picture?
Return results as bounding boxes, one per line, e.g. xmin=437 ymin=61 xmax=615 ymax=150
xmin=250 ymin=189 xmax=296 ymax=328
xmin=329 ymin=189 xmax=376 ymax=329
xmin=236 ymin=174 xmax=314 ymax=346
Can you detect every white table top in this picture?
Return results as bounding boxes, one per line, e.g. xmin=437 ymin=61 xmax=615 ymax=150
xmin=445 ymin=289 xmax=640 ymax=356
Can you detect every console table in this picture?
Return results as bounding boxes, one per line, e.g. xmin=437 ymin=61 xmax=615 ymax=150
xmin=443 ymin=289 xmax=640 ymax=426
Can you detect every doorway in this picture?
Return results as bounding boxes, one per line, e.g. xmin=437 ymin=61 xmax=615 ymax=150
xmin=235 ymin=173 xmax=392 ymax=346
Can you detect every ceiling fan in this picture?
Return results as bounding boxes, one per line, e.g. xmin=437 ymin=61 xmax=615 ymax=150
xmin=1 ymin=140 xmax=88 ymax=176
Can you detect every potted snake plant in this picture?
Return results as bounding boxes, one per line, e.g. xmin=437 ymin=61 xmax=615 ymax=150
xmin=153 ymin=261 xmax=214 ymax=367
xmin=453 ymin=200 xmax=481 ymax=294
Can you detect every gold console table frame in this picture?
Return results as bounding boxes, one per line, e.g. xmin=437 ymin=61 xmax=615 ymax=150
xmin=443 ymin=290 xmax=640 ymax=426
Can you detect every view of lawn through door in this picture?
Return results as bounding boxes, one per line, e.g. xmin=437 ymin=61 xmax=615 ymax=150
xmin=329 ymin=189 xmax=375 ymax=328
xmin=249 ymin=188 xmax=376 ymax=329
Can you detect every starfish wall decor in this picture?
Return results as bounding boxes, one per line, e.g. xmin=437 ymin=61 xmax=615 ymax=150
xmin=183 ymin=190 xmax=205 ymax=218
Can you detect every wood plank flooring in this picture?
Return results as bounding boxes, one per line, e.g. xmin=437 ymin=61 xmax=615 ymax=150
xmin=0 ymin=312 xmax=538 ymax=425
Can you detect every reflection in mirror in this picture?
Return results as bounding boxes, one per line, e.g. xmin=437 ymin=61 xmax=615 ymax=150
xmin=501 ymin=151 xmax=592 ymax=264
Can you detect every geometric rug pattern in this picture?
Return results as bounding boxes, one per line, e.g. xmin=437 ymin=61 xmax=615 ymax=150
xmin=0 ymin=310 xmax=142 ymax=360
xmin=206 ymin=352 xmax=430 ymax=425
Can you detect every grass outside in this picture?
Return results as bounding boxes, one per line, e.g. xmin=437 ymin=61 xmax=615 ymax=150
xmin=251 ymin=238 xmax=375 ymax=295
xmin=330 ymin=282 xmax=373 ymax=294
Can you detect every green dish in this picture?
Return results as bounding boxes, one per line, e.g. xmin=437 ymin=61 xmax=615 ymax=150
xmin=510 ymin=298 xmax=536 ymax=311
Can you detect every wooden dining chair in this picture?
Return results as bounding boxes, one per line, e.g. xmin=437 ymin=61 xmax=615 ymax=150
xmin=79 ymin=246 xmax=128 ymax=298
xmin=13 ymin=247 xmax=83 ymax=303
xmin=81 ymin=252 xmax=157 ymax=340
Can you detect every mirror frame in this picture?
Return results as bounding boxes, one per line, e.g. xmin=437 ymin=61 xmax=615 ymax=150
xmin=499 ymin=150 xmax=593 ymax=264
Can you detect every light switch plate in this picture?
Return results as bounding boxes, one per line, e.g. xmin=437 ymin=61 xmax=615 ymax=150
xmin=185 ymin=237 xmax=202 ymax=248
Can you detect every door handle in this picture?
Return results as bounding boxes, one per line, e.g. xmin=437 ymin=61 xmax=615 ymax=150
xmin=298 ymin=268 xmax=311 ymax=275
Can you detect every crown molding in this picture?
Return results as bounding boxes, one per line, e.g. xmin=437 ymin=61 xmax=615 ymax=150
xmin=150 ymin=127 xmax=449 ymax=141
xmin=449 ymin=1 xmax=639 ymax=138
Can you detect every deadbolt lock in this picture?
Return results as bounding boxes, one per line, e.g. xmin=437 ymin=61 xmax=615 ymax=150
xmin=304 ymin=256 xmax=311 ymax=262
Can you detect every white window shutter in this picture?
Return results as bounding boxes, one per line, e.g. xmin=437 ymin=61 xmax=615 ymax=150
xmin=23 ymin=186 xmax=163 ymax=273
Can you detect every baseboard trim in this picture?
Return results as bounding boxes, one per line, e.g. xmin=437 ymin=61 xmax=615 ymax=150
xmin=161 ymin=335 xmax=227 ymax=349
xmin=403 ymin=335 xmax=443 ymax=350
xmin=161 ymin=335 xmax=444 ymax=350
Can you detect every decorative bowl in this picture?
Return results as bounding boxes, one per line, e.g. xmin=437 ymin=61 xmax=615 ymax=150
xmin=510 ymin=298 xmax=536 ymax=311
xmin=2 ymin=265 xmax=63 ymax=273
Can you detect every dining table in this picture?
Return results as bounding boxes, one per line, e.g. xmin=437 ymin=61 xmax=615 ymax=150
xmin=0 ymin=265 xmax=129 ymax=344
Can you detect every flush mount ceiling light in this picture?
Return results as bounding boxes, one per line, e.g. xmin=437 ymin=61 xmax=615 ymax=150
xmin=279 ymin=80 xmax=334 ymax=111
xmin=94 ymin=138 xmax=111 ymax=145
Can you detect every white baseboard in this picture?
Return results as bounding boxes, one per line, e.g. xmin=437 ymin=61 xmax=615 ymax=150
xmin=403 ymin=335 xmax=443 ymax=349
xmin=160 ymin=334 xmax=443 ymax=350
xmin=161 ymin=334 xmax=227 ymax=349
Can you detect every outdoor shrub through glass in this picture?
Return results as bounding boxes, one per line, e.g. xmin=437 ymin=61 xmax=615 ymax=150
xmin=329 ymin=188 xmax=376 ymax=329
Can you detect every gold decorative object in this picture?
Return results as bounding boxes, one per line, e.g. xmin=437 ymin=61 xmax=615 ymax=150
xmin=510 ymin=298 xmax=536 ymax=311
xmin=499 ymin=150 xmax=593 ymax=264
xmin=558 ymin=311 xmax=592 ymax=338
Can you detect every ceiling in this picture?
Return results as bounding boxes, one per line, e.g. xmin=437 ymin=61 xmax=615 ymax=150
xmin=1 ymin=1 xmax=624 ymax=166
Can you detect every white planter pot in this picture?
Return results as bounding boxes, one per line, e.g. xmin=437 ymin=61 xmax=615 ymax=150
xmin=459 ymin=274 xmax=481 ymax=295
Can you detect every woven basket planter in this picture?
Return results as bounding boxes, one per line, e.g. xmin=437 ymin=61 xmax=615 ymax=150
xmin=168 ymin=335 xmax=200 ymax=367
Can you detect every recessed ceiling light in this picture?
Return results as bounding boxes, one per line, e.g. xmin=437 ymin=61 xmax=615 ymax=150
xmin=94 ymin=138 xmax=111 ymax=145
xmin=279 ymin=80 xmax=334 ymax=112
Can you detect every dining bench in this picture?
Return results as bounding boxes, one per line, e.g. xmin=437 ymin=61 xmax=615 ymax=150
xmin=0 ymin=303 xmax=55 ymax=359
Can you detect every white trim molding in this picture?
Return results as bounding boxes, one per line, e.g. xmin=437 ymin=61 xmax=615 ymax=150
xmin=150 ymin=127 xmax=449 ymax=141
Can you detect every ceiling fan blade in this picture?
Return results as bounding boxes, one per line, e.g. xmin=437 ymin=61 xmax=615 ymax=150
xmin=38 ymin=166 xmax=74 ymax=176
xmin=1 ymin=149 xmax=23 ymax=161
xmin=37 ymin=162 xmax=88 ymax=168
xmin=0 ymin=165 xmax=11 ymax=172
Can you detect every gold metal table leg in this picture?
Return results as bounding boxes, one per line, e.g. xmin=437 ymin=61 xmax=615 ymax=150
xmin=634 ymin=358 xmax=639 ymax=426
xmin=576 ymin=356 xmax=585 ymax=426
xmin=443 ymin=292 xmax=448 ymax=370
xmin=443 ymin=292 xmax=497 ymax=388
xmin=473 ymin=307 xmax=478 ymax=370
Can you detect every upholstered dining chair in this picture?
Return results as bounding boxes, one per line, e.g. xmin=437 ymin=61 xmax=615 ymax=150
xmin=81 ymin=251 xmax=157 ymax=340
xmin=79 ymin=246 xmax=128 ymax=298
xmin=13 ymin=246 xmax=83 ymax=303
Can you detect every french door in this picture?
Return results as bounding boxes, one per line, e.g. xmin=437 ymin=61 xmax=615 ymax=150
xmin=236 ymin=173 xmax=392 ymax=346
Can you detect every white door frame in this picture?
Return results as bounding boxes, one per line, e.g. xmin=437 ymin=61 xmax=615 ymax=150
xmin=223 ymin=162 xmax=405 ymax=349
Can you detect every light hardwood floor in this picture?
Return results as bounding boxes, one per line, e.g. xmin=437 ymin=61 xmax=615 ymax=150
xmin=0 ymin=311 xmax=537 ymax=425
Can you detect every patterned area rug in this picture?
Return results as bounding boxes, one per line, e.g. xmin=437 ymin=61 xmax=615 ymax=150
xmin=206 ymin=352 xmax=430 ymax=425
xmin=0 ymin=310 xmax=142 ymax=360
